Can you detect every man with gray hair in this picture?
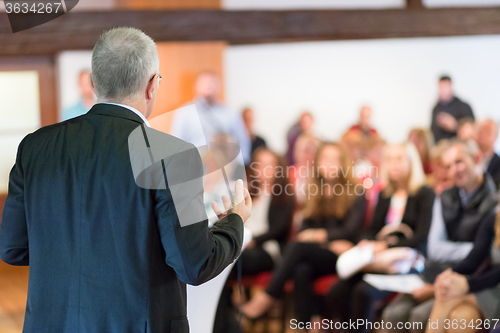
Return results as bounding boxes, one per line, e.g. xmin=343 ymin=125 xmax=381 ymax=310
xmin=382 ymin=139 xmax=498 ymax=333
xmin=0 ymin=27 xmax=251 ymax=333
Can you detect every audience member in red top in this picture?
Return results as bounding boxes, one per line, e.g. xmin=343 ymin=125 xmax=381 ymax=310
xmin=288 ymin=133 xmax=322 ymax=206
xmin=342 ymin=106 xmax=380 ymax=163
xmin=347 ymin=105 xmax=378 ymax=137
xmin=286 ymin=111 xmax=315 ymax=165
xmin=409 ymin=128 xmax=433 ymax=175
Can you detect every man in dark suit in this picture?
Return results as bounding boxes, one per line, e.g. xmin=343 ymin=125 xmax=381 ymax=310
xmin=0 ymin=27 xmax=251 ymax=333
xmin=430 ymin=76 xmax=474 ymax=143
xmin=476 ymin=118 xmax=500 ymax=189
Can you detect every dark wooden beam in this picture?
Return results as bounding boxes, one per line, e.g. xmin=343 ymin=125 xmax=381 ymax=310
xmin=406 ymin=0 xmax=424 ymax=9
xmin=1 ymin=7 xmax=500 ymax=56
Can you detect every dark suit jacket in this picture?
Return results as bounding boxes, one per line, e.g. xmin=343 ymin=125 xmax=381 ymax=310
xmin=487 ymin=153 xmax=500 ymax=190
xmin=364 ymin=186 xmax=435 ymax=253
xmin=0 ymin=103 xmax=244 ymax=333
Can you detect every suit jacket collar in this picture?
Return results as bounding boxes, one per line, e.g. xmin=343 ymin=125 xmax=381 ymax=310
xmin=87 ymin=103 xmax=145 ymax=125
xmin=487 ymin=153 xmax=500 ymax=175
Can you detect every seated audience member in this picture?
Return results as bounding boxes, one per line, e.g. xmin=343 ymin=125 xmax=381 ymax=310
xmin=409 ymin=128 xmax=432 ymax=175
xmin=288 ymin=133 xmax=322 ymax=207
xmin=382 ymin=139 xmax=498 ymax=333
xmin=360 ymin=136 xmax=387 ymax=225
xmin=476 ymin=119 xmax=500 ymax=189
xmin=214 ymin=148 xmax=294 ymax=333
xmin=426 ymin=140 xmax=455 ymax=196
xmin=430 ymin=75 xmax=474 ymax=143
xmin=457 ymin=118 xmax=476 ymax=141
xmin=244 ymin=148 xmax=295 ymax=270
xmin=241 ymin=142 xmax=367 ymax=325
xmin=427 ymin=208 xmax=499 ymax=333
xmin=342 ymin=106 xmax=379 ymax=163
xmin=288 ymin=133 xmax=322 ymax=240
xmin=324 ymin=142 xmax=434 ymax=333
xmin=286 ymin=111 xmax=314 ymax=165
xmin=346 ymin=105 xmax=379 ymax=138
xmin=242 ymin=107 xmax=267 ymax=155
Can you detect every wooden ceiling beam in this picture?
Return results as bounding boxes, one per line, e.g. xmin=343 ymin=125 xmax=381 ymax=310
xmin=406 ymin=0 xmax=424 ymax=9
xmin=1 ymin=7 xmax=500 ymax=56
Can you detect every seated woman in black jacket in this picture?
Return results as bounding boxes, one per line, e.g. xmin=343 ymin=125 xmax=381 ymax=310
xmin=428 ymin=210 xmax=500 ymax=333
xmin=241 ymin=142 xmax=367 ymax=324
xmin=214 ymin=148 xmax=295 ymax=333
xmin=324 ymin=142 xmax=435 ymax=332
xmin=242 ymin=148 xmax=295 ymax=275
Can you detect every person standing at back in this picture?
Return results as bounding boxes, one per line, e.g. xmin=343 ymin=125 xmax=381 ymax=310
xmin=0 ymin=27 xmax=251 ymax=333
xmin=431 ymin=75 xmax=474 ymax=143
xmin=170 ymin=71 xmax=251 ymax=164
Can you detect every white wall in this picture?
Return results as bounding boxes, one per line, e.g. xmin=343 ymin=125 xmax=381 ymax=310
xmin=224 ymin=35 xmax=500 ymax=154
xmin=0 ymin=71 xmax=40 ymax=193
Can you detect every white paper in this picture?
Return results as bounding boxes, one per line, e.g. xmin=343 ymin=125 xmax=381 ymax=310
xmin=363 ymin=274 xmax=426 ymax=293
xmin=336 ymin=244 xmax=374 ymax=279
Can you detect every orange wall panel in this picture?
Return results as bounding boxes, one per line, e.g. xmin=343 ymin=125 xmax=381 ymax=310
xmin=148 ymin=41 xmax=226 ymax=134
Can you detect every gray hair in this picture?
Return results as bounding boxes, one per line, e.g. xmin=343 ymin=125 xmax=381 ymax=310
xmin=91 ymin=27 xmax=159 ymax=101
xmin=454 ymin=138 xmax=480 ymax=158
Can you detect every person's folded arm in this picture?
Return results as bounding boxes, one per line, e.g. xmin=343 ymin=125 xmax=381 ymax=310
xmin=327 ymin=195 xmax=367 ymax=243
xmin=453 ymin=213 xmax=495 ymax=275
xmin=467 ymin=266 xmax=500 ymax=293
xmin=154 ymin=144 xmax=244 ymax=286
xmin=427 ymin=197 xmax=473 ymax=263
xmin=0 ymin=135 xmax=30 ymax=266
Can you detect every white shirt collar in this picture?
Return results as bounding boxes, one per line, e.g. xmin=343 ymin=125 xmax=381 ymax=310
xmin=98 ymin=102 xmax=150 ymax=127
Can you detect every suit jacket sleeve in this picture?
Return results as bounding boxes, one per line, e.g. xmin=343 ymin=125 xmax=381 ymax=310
xmin=0 ymin=135 xmax=30 ymax=266
xmin=154 ymin=145 xmax=244 ymax=286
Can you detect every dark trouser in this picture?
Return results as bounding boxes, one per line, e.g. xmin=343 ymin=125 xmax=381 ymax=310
xmin=266 ymin=242 xmax=338 ymax=323
xmin=381 ymin=294 xmax=433 ymax=333
xmin=324 ymin=273 xmax=390 ymax=333
xmin=213 ymin=246 xmax=274 ymax=333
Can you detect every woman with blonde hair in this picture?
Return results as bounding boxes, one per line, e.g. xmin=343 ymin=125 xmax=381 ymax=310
xmin=241 ymin=142 xmax=367 ymax=324
xmin=426 ymin=206 xmax=500 ymax=333
xmin=325 ymin=142 xmax=435 ymax=333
